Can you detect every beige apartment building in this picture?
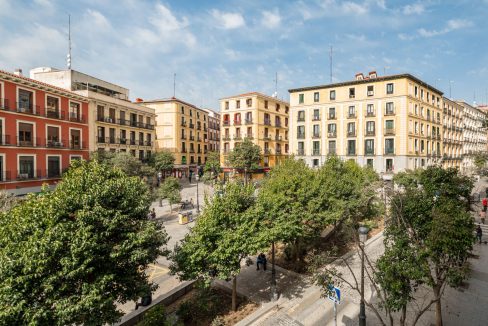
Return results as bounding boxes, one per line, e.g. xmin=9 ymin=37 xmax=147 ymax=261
xmin=140 ymin=98 xmax=208 ymax=174
xmin=203 ymin=108 xmax=220 ymax=153
xmin=29 ymin=68 xmax=156 ymax=160
xmin=457 ymin=101 xmax=487 ymax=174
xmin=289 ymin=72 xmax=444 ymax=178
xmin=442 ymin=98 xmax=463 ymax=169
xmin=219 ymin=92 xmax=289 ymax=174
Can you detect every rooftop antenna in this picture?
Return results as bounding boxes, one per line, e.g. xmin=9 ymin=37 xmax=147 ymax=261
xmin=273 ymin=72 xmax=278 ymax=98
xmin=173 ymin=73 xmax=176 ymax=98
xmin=329 ymin=45 xmax=333 ymax=83
xmin=67 ymin=14 xmax=72 ymax=69
xmin=383 ymin=66 xmax=390 ymax=75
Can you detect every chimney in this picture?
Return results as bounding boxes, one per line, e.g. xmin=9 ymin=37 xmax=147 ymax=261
xmin=369 ymin=71 xmax=377 ymax=79
xmin=355 ymin=73 xmax=364 ymax=81
xmin=13 ymin=68 xmax=23 ymax=76
xmin=135 ymin=98 xmax=144 ymax=103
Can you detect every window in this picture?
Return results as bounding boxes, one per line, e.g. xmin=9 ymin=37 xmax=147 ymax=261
xmin=70 ymin=102 xmax=80 ymax=121
xmin=46 ymin=96 xmax=59 ymax=118
xmin=297 ymin=126 xmax=305 ymax=138
xmin=328 ymin=140 xmax=336 ymax=154
xmin=18 ymin=122 xmax=34 ymax=146
xmin=366 ymin=121 xmax=375 ymax=135
xmin=329 ymin=107 xmax=336 ymax=119
xmin=386 ymin=83 xmax=394 ymax=94
xmin=367 ymin=85 xmax=374 ymax=96
xmin=385 ymin=139 xmax=395 ymax=154
xmin=299 ymin=94 xmax=304 ymax=104
xmin=47 ymin=126 xmax=60 ymax=147
xmin=347 ymin=140 xmax=356 ymax=155
xmin=347 ymin=122 xmax=356 ymax=136
xmin=348 ymin=106 xmax=355 ymax=118
xmin=47 ymin=156 xmax=60 ymax=178
xmin=298 ymin=110 xmax=305 ymax=121
xmin=297 ymin=142 xmax=304 ymax=155
xmin=313 ymin=159 xmax=319 ymax=167
xmin=97 ymin=126 xmax=105 ymax=143
xmin=385 ymin=120 xmax=394 ymax=134
xmin=349 ymin=88 xmax=355 ymax=98
xmin=386 ymin=159 xmax=393 ymax=172
xmin=330 ymin=90 xmax=336 ymax=100
xmin=367 ymin=159 xmax=373 ymax=167
xmin=120 ymin=111 xmax=125 ymax=122
xmin=313 ymin=109 xmax=320 ymax=120
xmin=264 ymin=100 xmax=268 ymax=109
xmin=313 ymin=124 xmax=320 ymax=137
xmin=327 ymin=123 xmax=336 ymax=136
xmin=19 ymin=156 xmax=35 ymax=179
xmin=18 ymin=89 xmax=34 ymax=113
xmin=246 ymin=98 xmax=252 ymax=107
xmin=385 ymin=102 xmax=394 ymax=115
xmin=312 ymin=141 xmax=320 ymax=155
xmin=366 ymin=104 xmax=374 ymax=116
xmin=181 ymin=106 xmax=185 ymax=114
xmin=314 ymin=92 xmax=319 ymax=102
xmin=109 ymin=108 xmax=116 ymax=122
xmin=365 ymin=139 xmax=375 ymax=155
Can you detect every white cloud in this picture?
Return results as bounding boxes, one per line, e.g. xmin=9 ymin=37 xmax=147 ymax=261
xmin=211 ymin=10 xmax=245 ymax=29
xmin=403 ymin=3 xmax=425 ymax=15
xmin=85 ymin=9 xmax=111 ymax=29
xmin=34 ymin=0 xmax=53 ymax=8
xmin=262 ymin=9 xmax=281 ymax=29
xmin=341 ymin=2 xmax=368 ymax=15
xmin=150 ymin=3 xmax=189 ymax=32
xmin=418 ymin=19 xmax=473 ymax=37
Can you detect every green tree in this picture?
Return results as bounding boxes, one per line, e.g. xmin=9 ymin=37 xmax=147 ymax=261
xmin=227 ymin=138 xmax=261 ymax=183
xmin=158 ymin=177 xmax=182 ymax=211
xmin=473 ymin=152 xmax=488 ymax=171
xmin=203 ymin=151 xmax=221 ymax=181
xmin=152 ymin=151 xmax=175 ymax=175
xmin=109 ymin=152 xmax=155 ymax=177
xmin=170 ymin=182 xmax=261 ymax=311
xmin=0 ymin=160 xmax=169 ymax=325
xmin=0 ymin=190 xmax=16 ymax=212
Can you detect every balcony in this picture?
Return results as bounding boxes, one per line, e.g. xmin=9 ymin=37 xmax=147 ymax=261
xmin=145 ymin=123 xmax=155 ymax=130
xmin=69 ymin=114 xmax=85 ymax=123
xmin=204 ymin=127 xmax=207 ymax=131
xmin=189 ymin=149 xmax=195 ymax=153
xmin=245 ymin=134 xmax=254 ymax=140
xmin=0 ymin=98 xmax=10 ymax=110
xmin=196 ymin=124 xmax=202 ymax=130
xmin=45 ymin=109 xmax=64 ymax=120
xmin=46 ymin=139 xmax=66 ymax=148
xmin=189 ymin=136 xmax=195 ymax=141
xmin=275 ymin=148 xmax=282 ymax=155
xmin=384 ymin=149 xmax=395 ymax=155
xmin=385 ymin=109 xmax=395 ymax=116
xmin=313 ymin=116 xmax=321 ymax=121
xmin=347 ymin=131 xmax=356 ymax=137
xmin=233 ymin=120 xmax=242 ymax=125
xmin=138 ymin=139 xmax=144 ymax=146
xmin=297 ymin=133 xmax=305 ymax=139
xmin=263 ymin=135 xmax=272 ymax=140
xmin=275 ymin=122 xmax=282 ymax=128
xmin=297 ymin=117 xmax=305 ymax=122
xmin=245 ymin=119 xmax=253 ymax=125
xmin=366 ymin=111 xmax=375 ymax=117
xmin=197 ymin=149 xmax=202 ymax=153
xmin=275 ymin=135 xmax=282 ymax=141
xmin=222 ymin=136 xmax=231 ymax=141
xmin=328 ymin=148 xmax=336 ymax=155
xmin=16 ymin=102 xmax=41 ymax=116
xmin=312 ymin=133 xmax=320 ymax=139
xmin=16 ymin=169 xmax=41 ymax=181
xmin=189 ymin=123 xmax=195 ymax=128
xmin=297 ymin=149 xmax=305 ymax=156
xmin=312 ymin=149 xmax=321 ymax=156
xmin=384 ymin=128 xmax=395 ymax=136
xmin=365 ymin=130 xmax=375 ymax=136
xmin=17 ymin=137 xmax=39 ymax=147
xmin=264 ymin=119 xmax=271 ymax=126
xmin=130 ymin=120 xmax=138 ymax=127
xmin=327 ymin=132 xmax=337 ymax=138
xmin=181 ymin=121 xmax=187 ymax=127
xmin=197 ymin=137 xmax=202 ymax=142
xmin=328 ymin=114 xmax=336 ymax=120
xmin=98 ymin=116 xmax=116 ymax=124
xmin=365 ymin=149 xmax=375 ymax=156
xmin=348 ymin=113 xmax=356 ymax=119
xmin=130 ymin=139 xmax=136 ymax=145
xmin=233 ymin=135 xmax=242 ymax=140
xmin=181 ymin=135 xmax=187 ymax=140
xmin=346 ymin=148 xmax=356 ymax=156
xmin=223 ymin=121 xmax=230 ymax=126
xmin=0 ymin=170 xmax=12 ymax=182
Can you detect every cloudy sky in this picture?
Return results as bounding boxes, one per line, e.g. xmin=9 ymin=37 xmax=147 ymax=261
xmin=1 ymin=0 xmax=487 ymax=109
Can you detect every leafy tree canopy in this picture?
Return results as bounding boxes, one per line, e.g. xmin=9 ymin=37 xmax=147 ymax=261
xmin=0 ymin=160 xmax=169 ymax=325
xmin=152 ymin=151 xmax=175 ymax=172
xmin=227 ymin=138 xmax=261 ymax=173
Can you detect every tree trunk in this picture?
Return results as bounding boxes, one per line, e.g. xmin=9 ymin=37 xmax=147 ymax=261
xmin=232 ymin=276 xmax=237 ymax=311
xmin=433 ymin=285 xmax=443 ymax=326
xmin=271 ymin=241 xmax=277 ymax=300
xmin=399 ymin=306 xmax=406 ymax=326
xmin=159 ymin=198 xmax=162 ymax=207
xmin=169 ymin=203 xmax=172 ymax=212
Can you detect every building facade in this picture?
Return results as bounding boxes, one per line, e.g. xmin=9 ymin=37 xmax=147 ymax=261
xmin=140 ymin=98 xmax=209 ymax=175
xmin=203 ymin=108 xmax=220 ymax=153
xmin=289 ymin=72 xmax=444 ymax=178
xmin=29 ymin=68 xmax=156 ymax=160
xmin=457 ymin=101 xmax=487 ymax=174
xmin=219 ymin=92 xmax=289 ymax=173
xmin=0 ymin=69 xmax=89 ymax=195
xmin=442 ymin=98 xmax=463 ymax=169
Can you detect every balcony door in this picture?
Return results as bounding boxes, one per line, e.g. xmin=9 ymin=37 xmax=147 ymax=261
xmin=18 ymin=89 xmax=33 ymax=113
xmin=47 ymin=156 xmax=60 ymax=178
xmin=71 ymin=129 xmax=81 ymax=149
xmin=19 ymin=156 xmax=34 ymax=179
xmin=47 ymin=126 xmax=60 ymax=147
xmin=18 ymin=122 xmax=34 ymax=146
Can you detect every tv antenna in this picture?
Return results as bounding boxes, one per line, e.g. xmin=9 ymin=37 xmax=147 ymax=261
xmin=273 ymin=72 xmax=278 ymax=98
xmin=173 ymin=73 xmax=176 ymax=98
xmin=67 ymin=14 xmax=72 ymax=69
xmin=329 ymin=45 xmax=333 ymax=83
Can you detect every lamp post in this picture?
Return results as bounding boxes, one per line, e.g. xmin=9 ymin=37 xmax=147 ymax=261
xmin=358 ymin=226 xmax=369 ymax=326
xmin=195 ymin=171 xmax=200 ymax=214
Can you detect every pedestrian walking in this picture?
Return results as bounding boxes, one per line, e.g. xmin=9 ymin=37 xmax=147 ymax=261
xmin=476 ymin=225 xmax=483 ymax=244
xmin=256 ymin=253 xmax=267 ymax=271
xmin=480 ymin=210 xmax=486 ymax=224
xmin=189 ymin=172 xmax=192 ymax=183
xmin=150 ymin=208 xmax=156 ymax=220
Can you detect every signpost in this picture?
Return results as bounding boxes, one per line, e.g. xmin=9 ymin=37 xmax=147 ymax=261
xmin=327 ymin=285 xmax=341 ymax=326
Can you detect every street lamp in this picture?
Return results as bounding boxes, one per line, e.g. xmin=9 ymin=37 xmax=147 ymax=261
xmin=195 ymin=172 xmax=200 ymax=214
xmin=358 ymin=226 xmax=369 ymax=326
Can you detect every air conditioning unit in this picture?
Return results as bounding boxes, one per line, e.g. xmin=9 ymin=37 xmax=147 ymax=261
xmin=367 ymin=91 xmax=374 ymax=96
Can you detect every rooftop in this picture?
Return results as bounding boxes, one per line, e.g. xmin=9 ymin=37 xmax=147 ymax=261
xmin=288 ymin=73 xmax=443 ymax=96
xmin=138 ymin=97 xmax=207 ymax=113
xmin=219 ymin=91 xmax=289 ymax=104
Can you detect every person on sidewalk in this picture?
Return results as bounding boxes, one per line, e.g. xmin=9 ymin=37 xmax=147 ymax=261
xmin=256 ymin=253 xmax=267 ymax=271
xmin=480 ymin=210 xmax=486 ymax=224
xmin=482 ymin=197 xmax=488 ymax=212
xmin=476 ymin=225 xmax=483 ymax=244
xmin=135 ymin=293 xmax=152 ymax=310
xmin=150 ymin=208 xmax=156 ymax=220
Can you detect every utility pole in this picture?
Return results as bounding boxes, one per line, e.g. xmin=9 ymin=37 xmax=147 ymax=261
xmin=329 ymin=45 xmax=333 ymax=83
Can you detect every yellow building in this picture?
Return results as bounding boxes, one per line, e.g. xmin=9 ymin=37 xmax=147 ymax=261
xmin=29 ymin=67 xmax=156 ymax=160
xmin=219 ymin=92 xmax=289 ymax=173
xmin=289 ymin=72 xmax=444 ymax=178
xmin=442 ymin=98 xmax=463 ymax=169
xmin=140 ymin=98 xmax=209 ymax=174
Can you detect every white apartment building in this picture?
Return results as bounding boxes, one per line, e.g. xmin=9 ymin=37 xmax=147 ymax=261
xmin=457 ymin=101 xmax=487 ymax=174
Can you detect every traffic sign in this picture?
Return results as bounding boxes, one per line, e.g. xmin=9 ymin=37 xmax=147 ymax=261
xmin=327 ymin=285 xmax=341 ymax=304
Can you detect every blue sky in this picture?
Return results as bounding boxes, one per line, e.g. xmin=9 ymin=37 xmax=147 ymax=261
xmin=1 ymin=0 xmax=487 ymax=109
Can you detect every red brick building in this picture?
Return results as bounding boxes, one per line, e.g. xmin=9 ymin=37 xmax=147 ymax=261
xmin=0 ymin=69 xmax=89 ymax=195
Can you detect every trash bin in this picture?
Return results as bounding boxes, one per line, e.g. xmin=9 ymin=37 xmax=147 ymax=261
xmin=178 ymin=213 xmax=188 ymax=225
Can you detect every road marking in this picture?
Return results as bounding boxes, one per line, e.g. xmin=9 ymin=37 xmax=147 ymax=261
xmin=147 ymin=264 xmax=169 ymax=281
